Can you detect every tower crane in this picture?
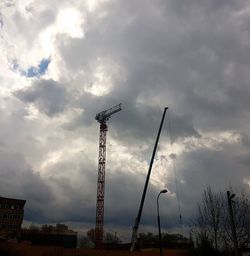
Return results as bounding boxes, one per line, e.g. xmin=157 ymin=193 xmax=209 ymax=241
xmin=95 ymin=103 xmax=122 ymax=248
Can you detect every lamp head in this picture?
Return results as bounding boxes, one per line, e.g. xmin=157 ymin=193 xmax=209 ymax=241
xmin=227 ymin=191 xmax=236 ymax=200
xmin=230 ymin=194 xmax=236 ymax=199
xmin=161 ymin=189 xmax=168 ymax=194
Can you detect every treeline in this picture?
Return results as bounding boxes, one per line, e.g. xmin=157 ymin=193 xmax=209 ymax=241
xmin=79 ymin=229 xmax=122 ymax=248
xmin=137 ymin=232 xmax=190 ymax=250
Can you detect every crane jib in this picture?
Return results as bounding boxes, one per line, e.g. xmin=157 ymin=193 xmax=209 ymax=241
xmin=95 ymin=103 xmax=122 ymax=123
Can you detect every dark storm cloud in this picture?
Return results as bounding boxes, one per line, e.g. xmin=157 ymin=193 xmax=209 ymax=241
xmin=104 ymin=169 xmax=146 ymax=226
xmin=45 ymin=177 xmax=97 ymax=223
xmin=43 ymin=160 xmax=98 ymax=223
xmin=26 ymin=154 xmax=182 ymax=229
xmin=102 ymin=164 xmax=187 ymax=231
xmin=0 ymin=150 xmax=54 ymax=222
xmin=173 ymin=142 xmax=250 ymax=219
xmin=15 ymin=79 xmax=68 ymax=116
xmin=151 ymin=0 xmax=250 ymax=131
xmin=0 ymin=149 xmax=97 ymax=224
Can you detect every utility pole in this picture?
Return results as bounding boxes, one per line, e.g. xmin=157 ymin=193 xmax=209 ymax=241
xmin=130 ymin=107 xmax=168 ymax=251
xmin=227 ymin=191 xmax=240 ymax=256
xmin=95 ymin=103 xmax=122 ymax=248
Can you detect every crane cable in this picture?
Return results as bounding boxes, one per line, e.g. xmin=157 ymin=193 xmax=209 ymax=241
xmin=166 ymin=109 xmax=183 ymax=235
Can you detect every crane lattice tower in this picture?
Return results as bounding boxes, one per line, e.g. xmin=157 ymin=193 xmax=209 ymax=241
xmin=94 ymin=103 xmax=122 ymax=248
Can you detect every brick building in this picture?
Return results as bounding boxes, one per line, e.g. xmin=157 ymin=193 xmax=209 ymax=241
xmin=0 ymin=196 xmax=26 ymax=239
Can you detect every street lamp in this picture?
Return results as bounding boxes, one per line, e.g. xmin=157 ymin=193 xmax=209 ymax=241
xmin=157 ymin=189 xmax=168 ymax=256
xmin=227 ymin=191 xmax=240 ymax=256
xmin=114 ymin=232 xmax=117 ymax=250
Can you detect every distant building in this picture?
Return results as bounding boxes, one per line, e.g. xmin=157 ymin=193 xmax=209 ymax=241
xmin=20 ymin=224 xmax=77 ymax=248
xmin=0 ymin=196 xmax=26 ymax=239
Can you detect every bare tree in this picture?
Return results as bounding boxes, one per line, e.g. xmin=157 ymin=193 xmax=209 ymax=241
xmin=233 ymin=193 xmax=250 ymax=247
xmin=193 ymin=187 xmax=222 ymax=252
xmin=193 ymin=204 xmax=210 ymax=245
xmin=192 ymin=187 xmax=250 ymax=255
xmin=203 ymin=187 xmax=222 ymax=251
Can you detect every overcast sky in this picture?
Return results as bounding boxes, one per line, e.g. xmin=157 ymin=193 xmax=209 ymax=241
xmin=0 ymin=0 xmax=250 ymax=241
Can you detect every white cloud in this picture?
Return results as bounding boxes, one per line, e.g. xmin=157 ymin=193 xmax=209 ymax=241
xmin=84 ymin=57 xmax=126 ymax=96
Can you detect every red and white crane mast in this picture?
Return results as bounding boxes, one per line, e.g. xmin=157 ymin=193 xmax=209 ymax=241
xmin=95 ymin=103 xmax=122 ymax=248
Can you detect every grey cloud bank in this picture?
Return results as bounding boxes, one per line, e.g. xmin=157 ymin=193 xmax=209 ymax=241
xmin=15 ymin=79 xmax=68 ymax=116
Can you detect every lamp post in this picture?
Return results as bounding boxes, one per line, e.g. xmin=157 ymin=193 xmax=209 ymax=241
xmin=114 ymin=232 xmax=117 ymax=250
xmin=157 ymin=189 xmax=168 ymax=256
xmin=227 ymin=191 xmax=240 ymax=256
